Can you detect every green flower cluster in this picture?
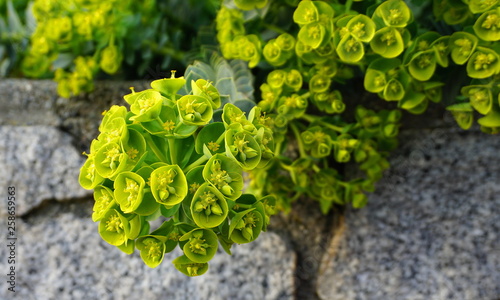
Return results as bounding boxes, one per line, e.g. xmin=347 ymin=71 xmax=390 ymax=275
xmin=79 ymin=73 xmax=276 ymax=276
xmin=23 ymin=0 xmax=153 ymax=96
xmin=215 ymin=0 xmax=500 ymax=211
xmin=22 ymin=0 xmax=219 ymax=98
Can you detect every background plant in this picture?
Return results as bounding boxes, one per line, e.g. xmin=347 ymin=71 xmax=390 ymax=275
xmin=22 ymin=0 xmax=219 ymax=97
xmin=0 ymin=0 xmax=33 ymax=77
xmin=215 ymin=0 xmax=500 ymax=212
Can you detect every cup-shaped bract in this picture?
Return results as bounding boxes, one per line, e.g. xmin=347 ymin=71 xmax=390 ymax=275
xmin=177 ymin=95 xmax=213 ymax=126
xmin=94 ymin=142 xmax=129 ymax=179
xmin=151 ymin=75 xmax=186 ymax=99
xmin=373 ymin=0 xmax=412 ymax=28
xmin=347 ymin=14 xmax=376 ymax=43
xmin=462 ymin=85 xmax=493 ymax=115
xmin=382 ymin=78 xmax=405 ymax=101
xmin=99 ymin=105 xmax=127 ymax=133
xmin=263 ymin=39 xmax=288 ymax=67
xmin=100 ymin=43 xmax=122 ymax=74
xmin=466 ymin=47 xmax=500 ymax=79
xmin=192 ymin=79 xmax=221 ymax=109
xmin=98 ymin=209 xmax=128 ymax=246
xmin=446 ymin=103 xmax=474 ymax=130
xmin=203 ymin=154 xmax=243 ymax=200
xmin=293 ymin=1 xmax=319 ymax=25
xmin=128 ymin=89 xmax=165 ymax=122
xmin=449 ymin=31 xmax=478 ymax=65
xmin=431 ymin=36 xmax=450 ymax=68
xmin=473 ymin=8 xmax=500 ymax=42
xmin=408 ymin=50 xmax=437 ymax=81
xmin=225 ymin=129 xmax=262 ymax=170
xmin=254 ymin=127 xmax=275 ymax=168
xmin=301 ymin=126 xmax=333 ymax=158
xmin=370 ymin=27 xmax=404 ymax=58
xmin=267 ymin=70 xmax=287 ymax=90
xmin=310 ymin=73 xmax=331 ymax=93
xmin=136 ymin=235 xmax=167 ymax=268
xmin=298 ymin=22 xmax=327 ymax=49
xmin=285 ymin=69 xmax=303 ymax=91
xmin=222 ymin=103 xmax=256 ymax=133
xmin=97 ymin=117 xmax=129 ymax=145
xmin=337 ymin=34 xmax=365 ymax=63
xmin=191 ymin=183 xmax=229 ymax=228
xmin=79 ymin=155 xmax=104 ymax=189
xmin=236 ymin=34 xmax=262 ymax=68
xmin=477 ymin=110 xmax=500 ymax=129
xmin=229 ymin=208 xmax=264 ymax=244
xmin=399 ymin=91 xmax=427 ymax=114
xmin=173 ymin=255 xmax=209 ymax=277
xmin=364 ymin=69 xmax=386 ymax=93
xmin=92 ymin=185 xmax=116 ymax=222
xmin=150 ymin=165 xmax=188 ymax=206
xmin=114 ymin=172 xmax=146 ymax=213
xmin=469 ymin=0 xmax=499 ymax=14
xmin=180 ymin=229 xmax=218 ymax=263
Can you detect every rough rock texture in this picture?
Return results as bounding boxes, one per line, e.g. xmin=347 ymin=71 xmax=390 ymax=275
xmin=0 ymin=201 xmax=295 ymax=300
xmin=0 ymin=126 xmax=89 ymax=216
xmin=317 ymin=128 xmax=500 ymax=300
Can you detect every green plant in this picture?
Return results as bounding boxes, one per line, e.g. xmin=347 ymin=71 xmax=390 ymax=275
xmin=23 ymin=0 xmax=219 ymax=97
xmin=215 ymin=0 xmax=500 ymax=212
xmin=79 ymin=0 xmax=500 ymax=276
xmin=79 ymin=63 xmax=277 ymax=276
xmin=0 ymin=0 xmax=33 ymax=77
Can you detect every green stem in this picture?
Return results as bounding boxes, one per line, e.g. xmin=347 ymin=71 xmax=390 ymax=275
xmin=301 ymin=114 xmax=345 ymax=133
xmin=168 ymin=138 xmax=177 ymax=165
xmin=184 ymin=155 xmax=209 ymax=173
xmin=144 ymin=134 xmax=168 ymax=163
xmin=289 ymin=122 xmax=308 ymax=158
xmin=345 ymin=0 xmax=353 ymax=13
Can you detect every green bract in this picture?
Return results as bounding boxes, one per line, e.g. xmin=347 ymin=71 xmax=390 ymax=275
xmin=203 ymin=154 xmax=243 ymax=200
xmin=98 ymin=209 xmax=128 ymax=246
xmin=191 ymin=183 xmax=229 ymax=228
xmin=373 ymin=0 xmax=412 ymax=28
xmin=466 ymin=47 xmax=500 ymax=79
xmin=177 ymin=95 xmax=213 ymax=126
xmin=370 ymin=27 xmax=404 ymax=58
xmin=127 ymin=90 xmax=165 ymax=123
xmin=473 ymin=8 xmax=500 ymax=41
xmin=150 ymin=165 xmax=188 ymax=206
xmin=450 ymin=32 xmax=478 ymax=65
xmin=180 ymin=229 xmax=218 ymax=263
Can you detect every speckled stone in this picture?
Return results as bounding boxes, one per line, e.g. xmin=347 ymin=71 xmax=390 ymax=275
xmin=0 ymin=126 xmax=89 ymax=216
xmin=0 ymin=201 xmax=295 ymax=300
xmin=317 ymin=128 xmax=500 ymax=300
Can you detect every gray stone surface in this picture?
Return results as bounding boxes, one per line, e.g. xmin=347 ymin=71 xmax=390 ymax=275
xmin=0 ymin=126 xmax=89 ymax=216
xmin=0 ymin=201 xmax=295 ymax=300
xmin=317 ymin=128 xmax=500 ymax=300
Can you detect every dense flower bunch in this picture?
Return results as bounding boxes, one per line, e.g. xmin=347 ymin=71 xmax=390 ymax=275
xmin=23 ymin=0 xmax=218 ymax=97
xmin=79 ymin=73 xmax=277 ymax=276
xmin=215 ymin=0 xmax=500 ymax=211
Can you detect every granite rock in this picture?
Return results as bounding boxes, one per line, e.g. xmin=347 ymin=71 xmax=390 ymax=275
xmin=0 ymin=126 xmax=90 ymax=216
xmin=317 ymin=128 xmax=500 ymax=300
xmin=0 ymin=201 xmax=295 ymax=300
